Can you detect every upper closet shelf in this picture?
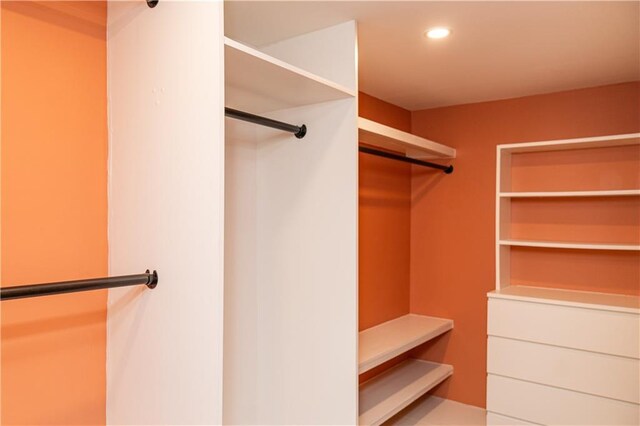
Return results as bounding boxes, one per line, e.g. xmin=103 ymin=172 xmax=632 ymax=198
xmin=489 ymin=285 xmax=640 ymax=314
xmin=358 ymin=118 xmax=456 ymax=159
xmin=500 ymin=189 xmax=640 ymax=198
xmin=499 ymin=133 xmax=640 ymax=153
xmin=225 ymin=37 xmax=356 ymax=113
xmin=359 ymin=314 xmax=453 ymax=374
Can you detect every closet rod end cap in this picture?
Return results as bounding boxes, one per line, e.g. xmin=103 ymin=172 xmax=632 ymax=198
xmin=295 ymin=125 xmax=307 ymax=139
xmin=146 ymin=270 xmax=159 ymax=289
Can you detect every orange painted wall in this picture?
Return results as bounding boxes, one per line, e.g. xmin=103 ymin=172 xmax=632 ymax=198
xmin=409 ymin=81 xmax=640 ymax=408
xmin=1 ymin=2 xmax=108 ymax=424
xmin=358 ymin=93 xmax=412 ymax=331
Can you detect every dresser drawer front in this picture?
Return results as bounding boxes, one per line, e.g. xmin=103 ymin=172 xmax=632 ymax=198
xmin=488 ymin=298 xmax=640 ymax=358
xmin=487 ymin=374 xmax=640 ymax=425
xmin=488 ymin=336 xmax=639 ymax=403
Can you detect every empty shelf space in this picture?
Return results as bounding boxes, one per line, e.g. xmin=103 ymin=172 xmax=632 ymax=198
xmin=499 ymin=239 xmax=640 ymax=251
xmin=224 ymin=37 xmax=355 ymax=113
xmin=500 ymin=190 xmax=640 ymax=198
xmin=489 ymin=285 xmax=640 ymax=314
xmin=358 ymin=118 xmax=456 ymax=159
xmin=359 ymin=314 xmax=453 ymax=374
xmin=359 ymin=359 xmax=453 ymax=426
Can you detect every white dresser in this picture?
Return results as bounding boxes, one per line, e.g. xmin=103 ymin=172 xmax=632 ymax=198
xmin=486 ymin=286 xmax=640 ymax=425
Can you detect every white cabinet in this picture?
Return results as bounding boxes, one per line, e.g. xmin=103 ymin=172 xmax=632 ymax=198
xmin=487 ymin=282 xmax=640 ymax=425
xmin=489 ymin=135 xmax=640 ymax=425
xmin=222 ymin=23 xmax=359 ymax=425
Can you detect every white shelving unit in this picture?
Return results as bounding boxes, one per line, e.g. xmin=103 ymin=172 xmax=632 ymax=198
xmin=358 ymin=314 xmax=454 ymax=425
xmin=358 ymin=117 xmax=456 ymax=159
xmin=359 ymin=360 xmax=453 ymax=426
xmin=359 ymin=314 xmax=453 ymax=374
xmin=225 ymin=37 xmax=356 ymax=113
xmin=495 ymin=133 xmax=640 ymax=290
xmin=490 ymin=135 xmax=640 ymax=426
xmin=224 ymin=22 xmax=359 ymax=425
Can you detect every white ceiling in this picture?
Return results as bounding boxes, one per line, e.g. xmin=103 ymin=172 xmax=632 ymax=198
xmin=225 ymin=1 xmax=640 ymax=110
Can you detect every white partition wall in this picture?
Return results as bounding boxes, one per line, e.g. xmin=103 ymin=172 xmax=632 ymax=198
xmin=106 ymin=1 xmax=225 ymax=424
xmin=223 ymin=22 xmax=359 ymax=425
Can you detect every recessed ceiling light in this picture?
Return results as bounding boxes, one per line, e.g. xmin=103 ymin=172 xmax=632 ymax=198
xmin=425 ymin=27 xmax=451 ymax=39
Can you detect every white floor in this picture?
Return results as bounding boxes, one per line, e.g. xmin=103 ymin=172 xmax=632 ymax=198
xmin=386 ymin=395 xmax=486 ymax=425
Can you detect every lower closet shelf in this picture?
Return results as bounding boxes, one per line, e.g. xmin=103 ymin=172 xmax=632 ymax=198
xmin=359 ymin=314 xmax=453 ymax=373
xmin=359 ymin=359 xmax=453 ymax=426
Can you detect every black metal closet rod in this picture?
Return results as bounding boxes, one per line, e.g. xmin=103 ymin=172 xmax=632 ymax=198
xmin=225 ymin=107 xmax=307 ymax=139
xmin=359 ymin=146 xmax=454 ymax=174
xmin=1 ymin=270 xmax=158 ymax=301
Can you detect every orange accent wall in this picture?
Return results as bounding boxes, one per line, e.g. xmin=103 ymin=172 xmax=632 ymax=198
xmin=358 ymin=93 xmax=412 ymax=331
xmin=1 ymin=2 xmax=108 ymax=424
xmin=409 ymin=81 xmax=640 ymax=408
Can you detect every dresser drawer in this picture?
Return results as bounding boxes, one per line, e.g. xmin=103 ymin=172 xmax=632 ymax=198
xmin=488 ymin=298 xmax=639 ymax=358
xmin=487 ymin=374 xmax=640 ymax=425
xmin=488 ymin=336 xmax=639 ymax=403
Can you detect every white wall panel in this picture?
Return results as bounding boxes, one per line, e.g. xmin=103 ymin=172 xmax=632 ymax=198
xmin=224 ymin=98 xmax=358 ymax=425
xmin=261 ymin=21 xmax=358 ymax=93
xmin=106 ymin=1 xmax=225 ymax=424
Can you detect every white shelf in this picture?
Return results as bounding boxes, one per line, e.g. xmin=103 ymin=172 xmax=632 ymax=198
xmin=386 ymin=396 xmax=487 ymax=425
xmin=499 ymin=239 xmax=640 ymax=251
xmin=488 ymin=285 xmax=640 ymax=314
xmin=224 ymin=37 xmax=356 ymax=113
xmin=359 ymin=314 xmax=453 ymax=374
xmin=358 ymin=117 xmax=456 ymax=160
xmin=500 ymin=189 xmax=640 ymax=198
xmin=359 ymin=360 xmax=453 ymax=426
xmin=499 ymin=133 xmax=640 ymax=153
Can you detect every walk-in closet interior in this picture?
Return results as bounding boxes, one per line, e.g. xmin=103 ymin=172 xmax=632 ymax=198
xmin=1 ymin=1 xmax=639 ymax=425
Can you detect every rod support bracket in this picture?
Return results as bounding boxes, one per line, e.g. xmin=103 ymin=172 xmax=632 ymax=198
xmin=146 ymin=270 xmax=159 ymax=289
xmin=146 ymin=0 xmax=159 ymax=8
xmin=444 ymin=165 xmax=454 ymax=174
xmin=295 ymin=124 xmax=307 ymax=139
